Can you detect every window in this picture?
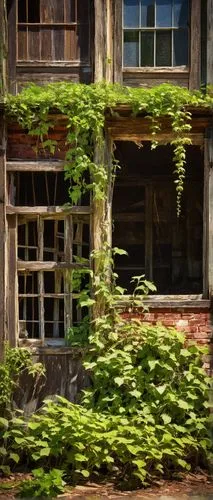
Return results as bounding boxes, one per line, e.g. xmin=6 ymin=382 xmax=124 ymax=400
xmin=7 ymin=170 xmax=90 ymax=344
xmin=17 ymin=0 xmax=90 ymax=62
xmin=123 ymin=0 xmax=189 ymax=67
xmin=113 ymin=142 xmax=203 ymax=295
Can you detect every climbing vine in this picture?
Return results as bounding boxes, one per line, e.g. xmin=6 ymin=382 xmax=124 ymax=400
xmin=6 ymin=82 xmax=213 ymax=215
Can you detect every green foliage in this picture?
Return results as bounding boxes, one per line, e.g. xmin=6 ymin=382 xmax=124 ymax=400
xmin=6 ymin=82 xmax=213 ymax=214
xmin=18 ymin=468 xmax=66 ymax=498
xmin=0 ymin=344 xmax=45 ymax=410
xmin=4 ymin=323 xmax=211 ymax=486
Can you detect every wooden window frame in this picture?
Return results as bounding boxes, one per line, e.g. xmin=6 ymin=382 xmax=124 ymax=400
xmin=6 ymin=163 xmax=91 ymax=347
xmin=114 ymin=0 xmax=201 ymax=89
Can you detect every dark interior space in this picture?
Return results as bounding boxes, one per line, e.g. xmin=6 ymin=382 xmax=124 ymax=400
xmin=112 ymin=142 xmax=203 ymax=295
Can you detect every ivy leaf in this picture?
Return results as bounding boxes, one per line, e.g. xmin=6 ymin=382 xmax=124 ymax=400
xmin=161 ymin=414 xmax=171 ymax=425
xmin=9 ymin=453 xmax=20 ymax=464
xmin=178 ymin=400 xmax=190 ymax=410
xmin=156 ymin=385 xmax=167 ymax=395
xmin=114 ymin=377 xmax=124 ymax=387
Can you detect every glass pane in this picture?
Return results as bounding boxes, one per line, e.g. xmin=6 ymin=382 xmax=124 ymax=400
xmin=174 ymin=0 xmax=189 ymax=27
xmin=141 ymin=0 xmax=154 ymax=27
xmin=123 ymin=0 xmax=139 ymax=27
xmin=28 ymin=0 xmax=40 ymax=23
xmin=123 ymin=31 xmax=139 ymax=66
xmin=156 ymin=31 xmax=171 ymax=65
xmin=156 ymin=0 xmax=172 ymax=27
xmin=18 ymin=0 xmax=27 ymax=22
xmin=141 ymin=32 xmax=154 ymax=65
xmin=174 ymin=29 xmax=188 ymax=65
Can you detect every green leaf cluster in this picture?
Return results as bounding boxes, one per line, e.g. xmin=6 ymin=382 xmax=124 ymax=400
xmin=6 ymin=82 xmax=213 ymax=215
xmin=18 ymin=468 xmax=66 ymax=497
xmin=3 ymin=323 xmax=211 ymax=487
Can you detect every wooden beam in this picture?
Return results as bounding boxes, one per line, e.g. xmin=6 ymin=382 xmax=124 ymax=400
xmin=7 ymin=0 xmax=16 ymax=93
xmin=0 ymin=0 xmax=7 ymax=95
xmin=7 ymin=215 xmax=18 ymax=347
xmin=6 ymin=161 xmax=65 ymax=172
xmin=6 ymin=205 xmax=92 ymax=216
xmin=207 ymin=0 xmax=213 ymax=85
xmin=113 ymin=0 xmax=122 ymax=83
xmin=64 ymin=215 xmax=73 ymax=332
xmin=17 ymin=261 xmax=88 ymax=272
xmin=189 ymin=0 xmax=201 ymax=89
xmin=204 ymin=128 xmax=213 ymax=298
xmin=0 ymin=114 xmax=6 ymax=358
xmin=94 ymin=0 xmax=106 ymax=81
xmin=145 ymin=184 xmax=153 ymax=281
xmin=108 ymin=132 xmax=204 ymax=146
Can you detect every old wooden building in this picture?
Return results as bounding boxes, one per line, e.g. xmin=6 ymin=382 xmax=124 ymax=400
xmin=0 ymin=0 xmax=213 ymax=403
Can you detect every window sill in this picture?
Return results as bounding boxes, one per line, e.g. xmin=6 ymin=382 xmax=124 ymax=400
xmin=17 ymin=61 xmax=91 ymax=68
xmin=114 ymin=295 xmax=210 ymax=310
xmin=18 ymin=338 xmax=87 ymax=354
xmin=123 ymin=66 xmax=189 ymax=74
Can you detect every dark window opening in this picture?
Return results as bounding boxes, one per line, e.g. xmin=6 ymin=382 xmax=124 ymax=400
xmin=17 ymin=0 xmax=90 ymax=62
xmin=113 ymin=142 xmax=203 ymax=295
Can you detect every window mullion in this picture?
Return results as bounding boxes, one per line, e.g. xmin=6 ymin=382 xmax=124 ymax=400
xmin=38 ymin=217 xmax=45 ymax=343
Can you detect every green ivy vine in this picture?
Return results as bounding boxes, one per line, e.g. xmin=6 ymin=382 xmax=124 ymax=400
xmin=6 ymin=82 xmax=213 ymax=215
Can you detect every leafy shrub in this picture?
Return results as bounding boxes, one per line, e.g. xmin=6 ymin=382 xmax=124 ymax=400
xmin=4 ymin=322 xmax=211 ymax=486
xmin=0 ymin=344 xmax=45 ymax=410
xmin=18 ymin=468 xmax=66 ymax=498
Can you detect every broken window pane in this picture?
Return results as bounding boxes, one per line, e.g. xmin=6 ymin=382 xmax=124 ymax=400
xmin=123 ymin=31 xmax=139 ymax=67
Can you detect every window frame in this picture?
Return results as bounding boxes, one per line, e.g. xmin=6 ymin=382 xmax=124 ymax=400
xmin=122 ymin=0 xmax=190 ymax=69
xmin=114 ymin=0 xmax=201 ymax=89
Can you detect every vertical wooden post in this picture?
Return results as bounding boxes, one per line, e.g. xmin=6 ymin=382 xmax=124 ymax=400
xmin=38 ymin=218 xmax=45 ymax=344
xmin=0 ymin=0 xmax=7 ymax=94
xmin=7 ymin=215 xmax=18 ymax=347
xmin=0 ymin=115 xmax=6 ymax=358
xmin=64 ymin=215 xmax=73 ymax=333
xmin=145 ymin=184 xmax=153 ymax=281
xmin=207 ymin=0 xmax=213 ymax=85
xmin=203 ymin=128 xmax=213 ymax=298
xmin=113 ymin=0 xmax=122 ymax=84
xmin=94 ymin=0 xmax=106 ymax=81
xmin=189 ymin=0 xmax=201 ymax=89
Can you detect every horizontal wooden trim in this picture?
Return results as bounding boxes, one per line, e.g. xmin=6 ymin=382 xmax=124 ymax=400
xmin=17 ymin=261 xmax=88 ymax=271
xmin=16 ymin=61 xmax=91 ymax=68
xmin=18 ymin=293 xmax=80 ymax=298
xmin=7 ymin=205 xmax=91 ymax=216
xmin=7 ymin=161 xmax=65 ymax=172
xmin=123 ymin=66 xmax=189 ymax=74
xmin=109 ymin=132 xmax=204 ymax=146
xmin=115 ymin=295 xmax=210 ymax=310
xmin=19 ymin=340 xmax=87 ymax=354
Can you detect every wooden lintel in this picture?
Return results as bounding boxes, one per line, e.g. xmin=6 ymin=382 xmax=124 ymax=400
xmin=17 ymin=261 xmax=88 ymax=272
xmin=6 ymin=161 xmax=65 ymax=172
xmin=108 ymin=132 xmax=204 ymax=146
xmin=6 ymin=205 xmax=92 ymax=216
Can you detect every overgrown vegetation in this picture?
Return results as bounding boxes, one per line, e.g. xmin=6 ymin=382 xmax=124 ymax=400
xmin=6 ymin=82 xmax=213 ymax=215
xmin=1 ymin=82 xmax=212 ymax=493
xmin=0 ymin=344 xmax=44 ymax=411
xmin=1 ymin=318 xmax=211 ymax=489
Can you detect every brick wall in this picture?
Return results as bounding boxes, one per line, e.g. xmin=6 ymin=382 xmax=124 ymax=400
xmin=121 ymin=307 xmax=213 ymax=373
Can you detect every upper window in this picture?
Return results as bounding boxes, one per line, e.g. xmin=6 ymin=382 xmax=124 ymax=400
xmin=123 ymin=0 xmax=189 ymax=68
xmin=17 ymin=0 xmax=90 ymax=62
